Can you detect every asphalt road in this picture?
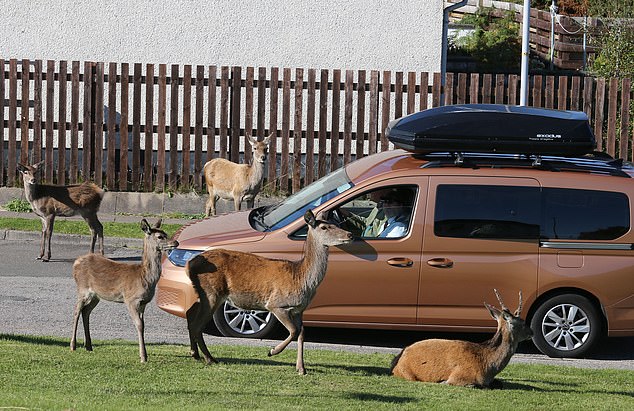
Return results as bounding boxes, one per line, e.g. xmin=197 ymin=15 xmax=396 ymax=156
xmin=1 ymin=234 xmax=634 ymax=370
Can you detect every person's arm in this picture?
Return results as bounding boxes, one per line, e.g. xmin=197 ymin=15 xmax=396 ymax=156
xmin=381 ymin=222 xmax=407 ymax=238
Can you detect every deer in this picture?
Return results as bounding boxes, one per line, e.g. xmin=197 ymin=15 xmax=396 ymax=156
xmin=70 ymin=218 xmax=179 ymax=363
xmin=203 ymin=134 xmax=272 ymax=216
xmin=17 ymin=161 xmax=105 ymax=262
xmin=391 ymin=289 xmax=533 ymax=388
xmin=186 ymin=209 xmax=352 ymax=374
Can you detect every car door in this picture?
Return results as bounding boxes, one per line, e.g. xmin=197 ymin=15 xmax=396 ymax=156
xmin=418 ymin=176 xmax=540 ymax=328
xmin=303 ymin=177 xmax=428 ymax=325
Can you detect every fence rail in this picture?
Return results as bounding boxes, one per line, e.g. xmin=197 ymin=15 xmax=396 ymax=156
xmin=2 ymin=59 xmax=633 ymax=194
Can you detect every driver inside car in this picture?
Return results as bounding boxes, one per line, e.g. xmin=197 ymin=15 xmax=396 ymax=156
xmin=334 ymin=187 xmax=415 ymax=239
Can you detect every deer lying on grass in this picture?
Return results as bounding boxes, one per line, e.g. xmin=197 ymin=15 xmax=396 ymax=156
xmin=186 ymin=209 xmax=352 ymax=374
xmin=391 ymin=289 xmax=533 ymax=388
xmin=70 ymin=218 xmax=178 ymax=363
xmin=203 ymin=134 xmax=272 ymax=216
xmin=18 ymin=161 xmax=105 ymax=262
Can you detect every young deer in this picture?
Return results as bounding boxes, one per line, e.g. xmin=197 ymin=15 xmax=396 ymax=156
xmin=70 ymin=218 xmax=178 ymax=363
xmin=203 ymin=134 xmax=272 ymax=216
xmin=186 ymin=209 xmax=352 ymax=374
xmin=391 ymin=289 xmax=533 ymax=388
xmin=18 ymin=161 xmax=105 ymax=262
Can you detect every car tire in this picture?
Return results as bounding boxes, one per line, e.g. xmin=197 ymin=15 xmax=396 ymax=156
xmin=530 ymin=294 xmax=603 ymax=358
xmin=213 ymin=301 xmax=282 ymax=339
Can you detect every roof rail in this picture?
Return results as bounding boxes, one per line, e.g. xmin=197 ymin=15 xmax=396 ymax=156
xmin=417 ymin=152 xmax=632 ymax=178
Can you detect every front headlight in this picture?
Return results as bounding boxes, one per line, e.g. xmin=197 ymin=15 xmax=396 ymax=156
xmin=167 ymin=249 xmax=203 ymax=267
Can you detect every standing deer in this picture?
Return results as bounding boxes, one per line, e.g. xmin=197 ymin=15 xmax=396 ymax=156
xmin=391 ymin=289 xmax=533 ymax=388
xmin=203 ymin=134 xmax=272 ymax=216
xmin=186 ymin=209 xmax=352 ymax=374
xmin=70 ymin=218 xmax=178 ymax=363
xmin=18 ymin=161 xmax=105 ymax=262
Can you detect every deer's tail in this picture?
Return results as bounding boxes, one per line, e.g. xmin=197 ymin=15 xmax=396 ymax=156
xmin=186 ymin=254 xmax=208 ymax=297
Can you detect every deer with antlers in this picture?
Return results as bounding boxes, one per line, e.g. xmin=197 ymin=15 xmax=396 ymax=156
xmin=70 ymin=218 xmax=179 ymax=363
xmin=391 ymin=289 xmax=533 ymax=388
xmin=18 ymin=161 xmax=105 ymax=262
xmin=203 ymin=134 xmax=272 ymax=216
xmin=186 ymin=209 xmax=352 ymax=374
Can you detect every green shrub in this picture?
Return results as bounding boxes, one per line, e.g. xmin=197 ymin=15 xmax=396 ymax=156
xmin=453 ymin=8 xmax=521 ymax=71
xmin=3 ymin=198 xmax=32 ymax=213
xmin=589 ymin=22 xmax=634 ymax=78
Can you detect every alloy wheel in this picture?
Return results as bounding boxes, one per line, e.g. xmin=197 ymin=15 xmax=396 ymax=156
xmin=540 ymin=303 xmax=591 ymax=351
xmin=221 ymin=302 xmax=273 ymax=335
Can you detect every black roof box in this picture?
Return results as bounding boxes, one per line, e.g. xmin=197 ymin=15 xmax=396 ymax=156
xmin=385 ymin=104 xmax=596 ymax=157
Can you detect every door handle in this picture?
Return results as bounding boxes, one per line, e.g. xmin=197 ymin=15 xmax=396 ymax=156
xmin=427 ymin=257 xmax=454 ymax=268
xmin=387 ymin=258 xmax=414 ymax=267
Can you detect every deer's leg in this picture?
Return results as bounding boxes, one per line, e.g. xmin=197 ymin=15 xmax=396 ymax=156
xmin=187 ymin=294 xmax=220 ymax=365
xmin=446 ymin=370 xmax=480 ymax=387
xmin=71 ymin=295 xmax=88 ymax=351
xmin=38 ymin=216 xmax=47 ymax=260
xmin=205 ymin=188 xmax=216 ymax=216
xmin=233 ymin=195 xmax=241 ymax=212
xmin=45 ymin=214 xmax=55 ymax=262
xmin=81 ymin=297 xmax=99 ymax=351
xmin=85 ymin=214 xmax=105 ymax=255
xmin=246 ymin=198 xmax=255 ymax=209
xmin=186 ymin=303 xmax=202 ymax=360
xmin=295 ymin=318 xmax=306 ymax=375
xmin=126 ymin=300 xmax=147 ymax=363
xmin=267 ymin=308 xmax=299 ymax=358
xmin=38 ymin=214 xmax=54 ymax=261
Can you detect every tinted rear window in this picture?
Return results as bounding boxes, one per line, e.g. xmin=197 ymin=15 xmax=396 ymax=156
xmin=434 ymin=185 xmax=540 ymax=239
xmin=434 ymin=185 xmax=630 ymax=241
xmin=542 ymin=188 xmax=629 ymax=240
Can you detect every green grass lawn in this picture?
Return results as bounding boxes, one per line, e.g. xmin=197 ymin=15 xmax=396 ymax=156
xmin=0 ymin=217 xmax=182 ymax=239
xmin=0 ymin=335 xmax=632 ymax=410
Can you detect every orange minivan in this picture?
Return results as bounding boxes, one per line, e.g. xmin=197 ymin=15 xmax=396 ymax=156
xmin=157 ymin=105 xmax=634 ymax=358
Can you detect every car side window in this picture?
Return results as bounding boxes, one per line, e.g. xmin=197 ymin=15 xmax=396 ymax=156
xmin=542 ymin=188 xmax=629 ymax=240
xmin=336 ymin=185 xmax=417 ymax=239
xmin=434 ymin=185 xmax=540 ymax=240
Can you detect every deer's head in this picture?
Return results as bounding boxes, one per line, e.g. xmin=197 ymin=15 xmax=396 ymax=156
xmin=304 ymin=209 xmax=353 ymax=247
xmin=141 ymin=218 xmax=179 ymax=252
xmin=485 ymin=289 xmax=533 ymax=343
xmin=247 ymin=134 xmax=272 ymax=164
xmin=17 ymin=161 xmax=44 ymax=185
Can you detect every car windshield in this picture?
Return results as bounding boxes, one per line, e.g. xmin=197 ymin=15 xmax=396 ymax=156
xmin=251 ymin=168 xmax=353 ymax=232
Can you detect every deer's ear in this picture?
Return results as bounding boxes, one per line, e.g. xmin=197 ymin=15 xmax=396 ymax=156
xmin=263 ymin=133 xmax=273 ymax=145
xmin=17 ymin=163 xmax=27 ymax=173
xmin=141 ymin=218 xmax=152 ymax=234
xmin=304 ymin=209 xmax=317 ymax=228
xmin=247 ymin=136 xmax=256 ymax=146
xmin=154 ymin=218 xmax=162 ymax=229
xmin=33 ymin=161 xmax=44 ymax=171
xmin=484 ymin=302 xmax=501 ymax=319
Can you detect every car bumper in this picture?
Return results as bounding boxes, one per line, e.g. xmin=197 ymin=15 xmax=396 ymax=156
xmin=156 ymin=264 xmax=198 ymax=318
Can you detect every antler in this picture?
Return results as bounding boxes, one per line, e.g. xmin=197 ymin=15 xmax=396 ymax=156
xmin=514 ymin=290 xmax=523 ymax=317
xmin=493 ymin=289 xmax=509 ymax=312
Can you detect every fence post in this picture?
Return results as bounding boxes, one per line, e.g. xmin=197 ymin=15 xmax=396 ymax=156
xmin=230 ymin=66 xmax=241 ymax=164
xmin=89 ymin=62 xmax=98 ymax=182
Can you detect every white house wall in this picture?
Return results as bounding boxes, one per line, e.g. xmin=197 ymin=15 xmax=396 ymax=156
xmin=1 ymin=0 xmax=444 ymax=73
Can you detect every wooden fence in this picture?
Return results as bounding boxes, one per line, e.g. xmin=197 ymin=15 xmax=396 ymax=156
xmin=1 ymin=59 xmax=633 ymax=194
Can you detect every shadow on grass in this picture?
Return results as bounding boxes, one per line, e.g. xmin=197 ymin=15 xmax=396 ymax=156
xmin=344 ymin=392 xmax=417 ymax=404
xmin=501 ymin=379 xmax=634 ymax=396
xmin=170 ymin=351 xmax=391 ymax=376
xmin=0 ymin=333 xmax=68 ymax=347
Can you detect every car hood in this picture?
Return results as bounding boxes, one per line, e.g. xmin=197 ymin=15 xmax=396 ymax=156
xmin=172 ymin=210 xmax=265 ymax=249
